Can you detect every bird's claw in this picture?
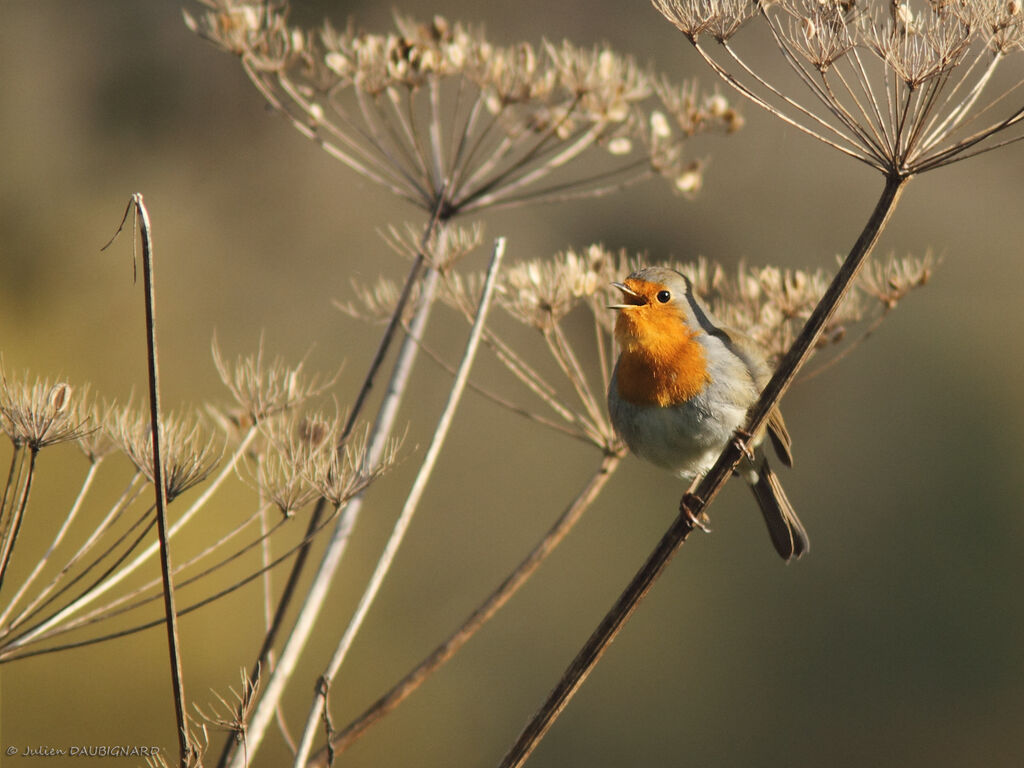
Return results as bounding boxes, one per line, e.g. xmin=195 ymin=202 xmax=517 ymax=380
xmin=733 ymin=428 xmax=755 ymax=462
xmin=680 ymin=492 xmax=712 ymax=533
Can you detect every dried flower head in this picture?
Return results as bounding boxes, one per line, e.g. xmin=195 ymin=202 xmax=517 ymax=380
xmin=857 ymin=250 xmax=936 ymax=309
xmin=352 ymin=245 xmax=929 ymax=454
xmin=212 ymin=339 xmax=337 ymax=424
xmin=378 ymin=221 xmax=486 ymax=273
xmin=192 ymin=666 xmax=260 ymax=744
xmin=654 ymin=0 xmax=1024 ymax=174
xmin=108 ymin=406 xmax=220 ymax=502
xmin=337 ymin=222 xmax=485 ymax=325
xmin=75 ymin=396 xmax=118 ymax=462
xmin=185 ymin=2 xmax=741 ymax=213
xmin=306 ymin=422 xmax=401 ymax=508
xmin=0 ymin=369 xmax=92 ymax=451
xmin=493 ymin=245 xmax=627 ymax=329
xmin=250 ymin=412 xmax=339 ymax=516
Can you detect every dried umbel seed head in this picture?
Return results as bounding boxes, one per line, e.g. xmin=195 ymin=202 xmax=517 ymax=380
xmin=212 ymin=339 xmax=336 ymax=424
xmin=653 ymin=0 xmax=1024 ymax=174
xmin=187 ymin=3 xmax=742 ymax=215
xmin=0 ymin=371 xmax=90 ymax=451
xmin=108 ymin=407 xmax=220 ymax=502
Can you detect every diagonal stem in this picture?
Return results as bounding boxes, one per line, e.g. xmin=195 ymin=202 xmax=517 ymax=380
xmin=291 ymin=237 xmax=507 ymax=768
xmin=215 ymin=202 xmax=446 ymax=768
xmin=222 ymin=226 xmax=448 ymax=768
xmin=496 ymin=172 xmax=910 ymax=768
xmin=305 ymin=449 xmax=622 ymax=767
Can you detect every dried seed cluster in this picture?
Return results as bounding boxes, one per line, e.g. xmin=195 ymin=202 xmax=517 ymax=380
xmin=185 ymin=3 xmax=743 ymax=211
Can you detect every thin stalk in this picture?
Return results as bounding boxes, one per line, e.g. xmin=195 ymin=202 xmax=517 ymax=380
xmin=0 ymin=442 xmax=24 ymax=526
xmin=0 ymin=449 xmax=39 ymax=593
xmin=6 ymin=509 xmax=160 ymax=649
xmin=222 ymin=230 xmax=448 ymax=768
xmin=292 ymin=237 xmax=507 ymax=768
xmin=0 ymin=499 xmax=360 ymax=663
xmin=217 ymin=204 xmax=446 ymax=768
xmin=848 ymin=46 xmax=895 ymax=158
xmin=416 ymin=339 xmax=590 ymax=444
xmin=3 ymin=473 xmax=145 ymax=636
xmin=700 ymin=41 xmax=882 ymax=169
xmin=458 ymin=120 xmax=604 ymax=211
xmin=0 ymin=460 xmax=102 ymax=628
xmin=241 ymin=61 xmax=411 ymax=201
xmin=383 ymin=86 xmax=430 ymax=186
xmin=7 ymin=425 xmax=258 ymax=653
xmin=355 ymin=86 xmax=431 ymax=200
xmin=341 ymin=252 xmax=427 ymax=441
xmin=428 ymin=78 xmax=446 ymax=188
xmin=913 ymin=102 xmax=1024 ymax=172
xmin=464 ymin=159 xmax=654 ymax=215
xmin=454 ymin=96 xmax=586 ymax=207
xmin=442 ymin=79 xmax=482 ymax=194
xmin=132 ymin=193 xmax=191 ymax=768
xmin=307 ymin=450 xmax=622 ymax=766
xmin=57 ymin=505 xmax=281 ymax=633
xmin=497 ymin=173 xmax=910 ymax=768
xmin=545 ymin=322 xmax=605 ymax=440
xmin=918 ymin=50 xmax=1002 ymax=152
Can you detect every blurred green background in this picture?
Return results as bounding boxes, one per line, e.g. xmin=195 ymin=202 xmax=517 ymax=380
xmin=2 ymin=1 xmax=1023 ymax=766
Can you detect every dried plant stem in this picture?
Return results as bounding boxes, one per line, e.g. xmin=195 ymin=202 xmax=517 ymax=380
xmin=307 ymin=449 xmax=622 ymax=766
xmin=0 ymin=448 xmax=38 ymax=593
xmin=131 ymin=193 xmax=192 ymax=768
xmin=218 ymin=250 xmax=429 ymax=762
xmin=1 ymin=474 xmax=146 ymax=642
xmin=416 ymin=340 xmax=589 ymax=444
xmin=292 ymin=237 xmax=507 ymax=768
xmin=0 ymin=460 xmax=102 ymax=628
xmin=222 ymin=237 xmax=447 ymax=768
xmin=341 ymin=253 xmax=427 ymax=440
xmin=217 ymin=207 xmax=448 ymax=768
xmin=497 ymin=172 xmax=909 ymax=768
xmin=5 ymin=427 xmax=257 ymax=655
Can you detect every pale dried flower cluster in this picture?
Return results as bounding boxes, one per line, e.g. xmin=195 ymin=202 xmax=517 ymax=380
xmin=653 ymin=0 xmax=1024 ymax=173
xmin=0 ymin=372 xmax=89 ymax=451
xmin=0 ymin=348 xmax=394 ymax=663
xmin=487 ymin=246 xmax=932 ymax=357
xmin=690 ymin=251 xmax=935 ymax=356
xmin=185 ymin=2 xmax=743 ymax=211
xmin=251 ymin=413 xmax=397 ymax=514
xmin=108 ymin=406 xmax=220 ymax=503
xmin=342 ymin=245 xmax=931 ymax=450
xmin=211 ymin=340 xmax=336 ymax=427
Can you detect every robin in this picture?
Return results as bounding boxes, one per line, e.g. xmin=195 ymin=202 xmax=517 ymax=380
xmin=607 ymin=266 xmax=809 ymax=560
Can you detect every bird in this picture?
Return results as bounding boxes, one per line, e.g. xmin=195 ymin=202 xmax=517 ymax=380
xmin=607 ymin=266 xmax=808 ymax=560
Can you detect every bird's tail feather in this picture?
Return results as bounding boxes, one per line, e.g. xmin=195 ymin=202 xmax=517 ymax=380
xmin=745 ymin=458 xmax=809 ymax=561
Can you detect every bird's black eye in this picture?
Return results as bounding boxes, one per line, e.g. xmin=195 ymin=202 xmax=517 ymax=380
xmin=656 ymin=290 xmax=671 ymax=303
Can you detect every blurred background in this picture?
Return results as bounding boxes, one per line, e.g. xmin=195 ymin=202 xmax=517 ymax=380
xmin=2 ymin=1 xmax=1023 ymax=766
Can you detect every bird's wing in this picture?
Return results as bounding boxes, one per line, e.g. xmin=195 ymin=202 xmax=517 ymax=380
xmin=715 ymin=325 xmax=794 ymax=468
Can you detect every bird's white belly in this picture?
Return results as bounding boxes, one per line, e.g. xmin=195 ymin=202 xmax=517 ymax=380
xmin=608 ymin=386 xmax=748 ymax=480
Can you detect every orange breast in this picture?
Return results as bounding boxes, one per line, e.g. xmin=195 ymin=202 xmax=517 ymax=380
xmin=615 ymin=321 xmax=710 ymax=407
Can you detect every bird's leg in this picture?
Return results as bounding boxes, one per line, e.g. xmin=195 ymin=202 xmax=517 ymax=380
xmin=680 ymin=477 xmax=711 ymax=533
xmin=732 ymin=427 xmax=756 ymax=463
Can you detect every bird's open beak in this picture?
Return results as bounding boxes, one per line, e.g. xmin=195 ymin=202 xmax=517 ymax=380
xmin=608 ymin=281 xmax=645 ymax=310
